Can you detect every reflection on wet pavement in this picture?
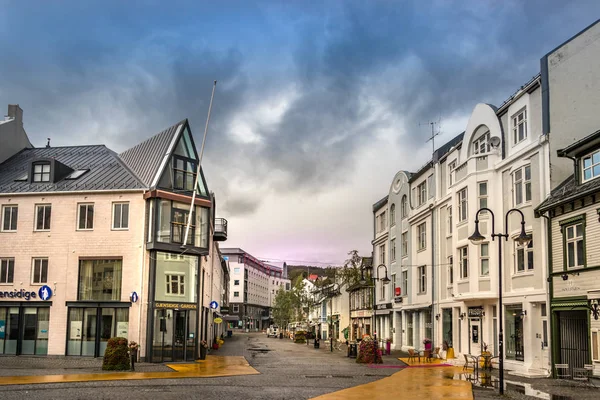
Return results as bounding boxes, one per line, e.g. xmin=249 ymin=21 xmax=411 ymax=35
xmin=313 ymin=366 xmax=472 ymax=400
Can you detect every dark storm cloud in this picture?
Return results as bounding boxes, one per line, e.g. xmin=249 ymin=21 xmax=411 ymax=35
xmin=1 ymin=0 xmax=599 ymax=218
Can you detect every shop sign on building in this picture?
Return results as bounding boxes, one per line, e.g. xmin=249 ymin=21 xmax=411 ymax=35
xmin=154 ymin=302 xmax=197 ymax=309
xmin=0 ymin=286 xmax=53 ymax=301
xmin=468 ymin=307 xmax=484 ymax=318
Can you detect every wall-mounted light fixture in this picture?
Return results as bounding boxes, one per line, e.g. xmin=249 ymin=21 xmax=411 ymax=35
xmin=435 ymin=314 xmax=441 ymax=321
xmin=459 ymin=313 xmax=466 ymax=320
xmin=520 ymin=310 xmax=527 ymax=319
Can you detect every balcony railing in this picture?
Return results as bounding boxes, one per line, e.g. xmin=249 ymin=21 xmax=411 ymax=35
xmin=214 ymin=217 xmax=228 ymax=241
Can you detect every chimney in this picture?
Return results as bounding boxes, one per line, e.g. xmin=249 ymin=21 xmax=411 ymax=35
xmin=7 ymin=104 xmax=23 ymax=127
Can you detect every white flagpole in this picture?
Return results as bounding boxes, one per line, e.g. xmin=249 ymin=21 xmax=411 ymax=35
xmin=182 ymin=80 xmax=217 ymax=248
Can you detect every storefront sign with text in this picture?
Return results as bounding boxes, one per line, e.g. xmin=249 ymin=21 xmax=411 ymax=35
xmin=154 ymin=302 xmax=197 ymax=310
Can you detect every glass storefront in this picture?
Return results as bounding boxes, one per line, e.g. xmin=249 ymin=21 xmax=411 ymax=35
xmin=442 ymin=308 xmax=453 ymax=347
xmin=0 ymin=305 xmax=50 ymax=355
xmin=78 ymin=259 xmax=123 ymax=301
xmin=151 ymin=308 xmax=197 ymax=362
xmin=505 ymin=304 xmax=524 ymax=361
xmin=67 ymin=306 xmax=129 ymax=357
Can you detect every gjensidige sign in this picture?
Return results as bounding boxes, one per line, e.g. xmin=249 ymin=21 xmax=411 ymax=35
xmin=0 ymin=286 xmax=53 ymax=301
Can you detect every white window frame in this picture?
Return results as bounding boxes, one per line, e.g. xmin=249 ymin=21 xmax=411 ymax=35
xmin=473 ymin=131 xmax=491 ymax=155
xmin=32 ymin=163 xmax=51 ymax=182
xmin=35 ymin=204 xmax=52 ymax=231
xmin=458 ymin=188 xmax=468 ymax=222
xmin=512 ymin=108 xmax=527 ymax=145
xmin=165 ymin=273 xmax=185 ymax=296
xmin=234 ymin=291 xmax=240 ymax=297
xmin=459 ymin=246 xmax=468 ymax=279
xmin=401 ymin=196 xmax=408 ymax=219
xmin=390 ymin=204 xmax=396 ymax=226
xmin=447 ymin=206 xmax=453 ymax=236
xmin=390 ymin=238 xmax=396 ymax=262
xmin=448 ymin=160 xmax=457 ymax=187
xmin=417 ymin=222 xmax=426 ymax=251
xmin=513 ymin=166 xmax=532 ymax=206
xmin=1 ymin=204 xmax=18 ymax=232
xmin=112 ymin=202 xmax=130 ymax=230
xmin=379 ymin=244 xmax=386 ymax=264
xmin=401 ymin=232 xmax=408 ymax=258
xmin=582 ymin=150 xmax=600 ymax=182
xmin=515 ymin=237 xmax=534 ymax=273
xmin=232 ymin=304 xmax=239 ymax=313
xmin=565 ymin=223 xmax=585 ymax=269
xmin=418 ymin=265 xmax=426 ymax=294
xmin=478 ymin=182 xmax=488 ymax=214
xmin=77 ymin=203 xmax=95 ymax=230
xmin=32 ymin=257 xmax=48 ymax=284
xmin=448 ymin=256 xmax=454 ymax=286
xmin=379 ymin=279 xmax=386 ymax=300
xmin=234 ymin=279 xmax=240 ymax=285
xmin=401 ymin=270 xmax=408 ymax=297
xmin=480 ymin=243 xmax=490 ymax=276
xmin=379 ymin=211 xmax=386 ymax=232
xmin=592 ymin=329 xmax=600 ymax=362
xmin=0 ymin=258 xmax=15 ymax=284
xmin=417 ymin=181 xmax=427 ymax=206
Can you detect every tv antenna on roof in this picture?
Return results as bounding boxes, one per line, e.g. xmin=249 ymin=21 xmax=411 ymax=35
xmin=419 ymin=118 xmax=441 ymax=156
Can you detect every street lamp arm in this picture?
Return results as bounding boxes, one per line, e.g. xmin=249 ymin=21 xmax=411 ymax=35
xmin=474 ymin=207 xmax=497 ymax=237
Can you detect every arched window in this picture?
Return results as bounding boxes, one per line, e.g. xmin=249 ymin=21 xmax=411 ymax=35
xmin=401 ymin=195 xmax=408 ymax=218
xmin=390 ymin=204 xmax=396 ymax=226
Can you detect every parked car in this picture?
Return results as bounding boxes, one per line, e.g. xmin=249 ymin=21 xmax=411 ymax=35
xmin=267 ymin=325 xmax=280 ymax=338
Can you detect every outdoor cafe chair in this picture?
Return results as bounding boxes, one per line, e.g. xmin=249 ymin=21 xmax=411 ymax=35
xmin=488 ymin=356 xmax=499 ymax=370
xmin=554 ymin=364 xmax=571 ymax=384
xmin=408 ymin=348 xmax=419 ymax=363
xmin=573 ymin=364 xmax=594 ymax=387
xmin=463 ymin=354 xmax=477 ymax=372
xmin=430 ymin=347 xmax=441 ymax=360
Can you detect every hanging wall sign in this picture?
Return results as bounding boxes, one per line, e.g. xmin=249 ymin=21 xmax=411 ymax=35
xmin=210 ymin=301 xmax=219 ymax=309
xmin=130 ymin=292 xmax=139 ymax=303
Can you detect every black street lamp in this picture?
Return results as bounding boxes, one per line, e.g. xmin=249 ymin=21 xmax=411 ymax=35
xmin=360 ymin=264 xmax=390 ymax=345
xmin=468 ymin=207 xmax=530 ymax=395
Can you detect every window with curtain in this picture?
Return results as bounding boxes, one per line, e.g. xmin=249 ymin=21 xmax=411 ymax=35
xmin=78 ymin=259 xmax=122 ymax=301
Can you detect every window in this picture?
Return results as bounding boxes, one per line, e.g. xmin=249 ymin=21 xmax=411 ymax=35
xmin=234 ymin=267 xmax=241 ymax=274
xmin=459 ymin=246 xmax=468 ymax=279
xmin=379 ymin=280 xmax=386 ymax=300
xmin=401 ymin=232 xmax=408 ymax=257
xmin=564 ymin=223 xmax=585 ymax=269
xmin=417 ymin=222 xmax=426 ymax=251
xmin=112 ymin=202 xmax=129 ymax=230
xmin=473 ymin=131 xmax=491 ymax=154
xmin=390 ymin=204 xmax=396 ymax=226
xmin=32 ymin=258 xmax=48 ymax=284
xmin=78 ymin=259 xmax=122 ymax=301
xmin=582 ymin=150 xmax=600 ymax=182
xmin=417 ymin=181 xmax=427 ymax=206
xmin=1 ymin=205 xmax=18 ymax=232
xmin=480 ymin=243 xmax=489 ymax=276
xmin=458 ymin=188 xmax=468 ymax=222
xmin=379 ymin=211 xmax=386 ymax=232
xmin=516 ymin=238 xmax=534 ymax=272
xmin=427 ymin=174 xmax=434 ymax=199
xmin=32 ymin=162 xmax=50 ymax=182
xmin=234 ymin=291 xmax=240 ymax=297
xmin=478 ymin=182 xmax=488 ymax=213
xmin=77 ymin=203 xmax=94 ymax=230
xmin=166 ymin=274 xmax=185 ymax=296
xmin=402 ymin=270 xmax=408 ymax=297
xmin=379 ymin=244 xmax=386 ymax=264
xmin=35 ymin=204 xmax=51 ymax=231
xmin=392 ymin=274 xmax=397 ymax=297
xmin=232 ymin=304 xmax=239 ymax=313
xmin=173 ymin=156 xmax=197 ymax=191
xmin=0 ymin=258 xmax=15 ymax=284
xmin=513 ymin=166 xmax=531 ymax=206
xmin=234 ymin=280 xmax=240 ymax=285
xmin=390 ymin=238 xmax=396 ymax=262
xmin=448 ymin=161 xmax=457 ymax=187
xmin=447 ymin=206 xmax=453 ymax=236
xmin=448 ymin=256 xmax=454 ymax=285
xmin=418 ymin=266 xmax=426 ymax=294
xmin=512 ymin=108 xmax=527 ymax=144
xmin=401 ymin=196 xmax=408 ymax=218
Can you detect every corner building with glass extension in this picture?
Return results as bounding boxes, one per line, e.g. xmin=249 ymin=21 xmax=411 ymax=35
xmin=0 ymin=105 xmax=228 ymax=361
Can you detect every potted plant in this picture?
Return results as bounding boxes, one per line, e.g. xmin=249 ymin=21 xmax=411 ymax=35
xmin=443 ymin=340 xmax=454 ymax=359
xmin=199 ymin=340 xmax=208 ymax=360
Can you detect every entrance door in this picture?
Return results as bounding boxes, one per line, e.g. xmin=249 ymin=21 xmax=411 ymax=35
xmin=469 ymin=318 xmax=481 ymax=355
xmin=558 ymin=310 xmax=589 ymax=375
xmin=173 ymin=310 xmax=186 ymax=361
xmin=540 ymin=304 xmax=549 ymax=370
xmin=152 ymin=309 xmax=196 ymax=362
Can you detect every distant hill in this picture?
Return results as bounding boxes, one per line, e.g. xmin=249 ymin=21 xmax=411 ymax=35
xmin=287 ymin=265 xmax=337 ymax=283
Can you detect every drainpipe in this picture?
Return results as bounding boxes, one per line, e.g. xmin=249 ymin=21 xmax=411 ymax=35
xmin=430 ymin=204 xmax=435 ymax=350
xmin=539 ymin=211 xmax=554 ymax=376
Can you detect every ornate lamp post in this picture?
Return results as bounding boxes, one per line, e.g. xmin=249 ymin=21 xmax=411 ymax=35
xmin=360 ymin=264 xmax=390 ymax=346
xmin=468 ymin=207 xmax=531 ymax=395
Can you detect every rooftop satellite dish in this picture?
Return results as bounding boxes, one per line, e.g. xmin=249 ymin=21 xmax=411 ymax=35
xmin=489 ymin=136 xmax=501 ymax=149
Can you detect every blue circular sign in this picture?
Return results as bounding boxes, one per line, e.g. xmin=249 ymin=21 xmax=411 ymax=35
xmin=130 ymin=292 xmax=139 ymax=303
xmin=39 ymin=285 xmax=53 ymax=301
xmin=210 ymin=301 xmax=218 ymax=309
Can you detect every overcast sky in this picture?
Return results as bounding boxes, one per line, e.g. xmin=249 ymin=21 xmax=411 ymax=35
xmin=1 ymin=1 xmax=599 ymax=265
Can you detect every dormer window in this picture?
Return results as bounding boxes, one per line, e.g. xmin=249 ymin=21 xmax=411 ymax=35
xmin=173 ymin=156 xmax=197 ymax=191
xmin=512 ymin=108 xmax=527 ymax=145
xmin=582 ymin=150 xmax=600 ymax=182
xmin=33 ymin=162 xmax=50 ymax=182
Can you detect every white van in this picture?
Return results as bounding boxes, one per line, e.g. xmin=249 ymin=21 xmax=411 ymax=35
xmin=267 ymin=325 xmax=279 ymax=338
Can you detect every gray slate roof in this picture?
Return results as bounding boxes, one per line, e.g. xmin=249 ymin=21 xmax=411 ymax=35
xmin=536 ymin=174 xmax=600 ymax=214
xmin=119 ymin=119 xmax=186 ymax=187
xmin=0 ymin=145 xmax=145 ymax=193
